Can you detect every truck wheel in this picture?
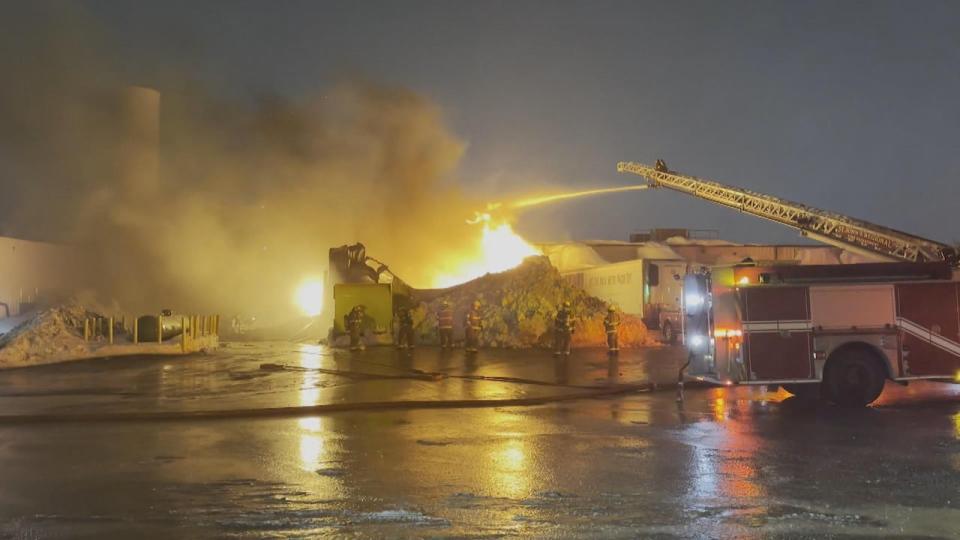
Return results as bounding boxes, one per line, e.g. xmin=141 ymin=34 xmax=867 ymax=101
xmin=781 ymin=383 xmax=821 ymax=400
xmin=823 ymin=348 xmax=886 ymax=407
xmin=662 ymin=321 xmax=676 ymax=345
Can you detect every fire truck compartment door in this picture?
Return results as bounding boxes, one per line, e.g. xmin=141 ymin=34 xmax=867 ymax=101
xmin=809 ymin=284 xmax=895 ymax=330
xmin=741 ymin=286 xmax=812 ymax=380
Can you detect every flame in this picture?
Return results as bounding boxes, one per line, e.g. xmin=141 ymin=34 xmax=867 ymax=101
xmin=294 ymin=279 xmax=325 ymax=316
xmin=428 ymin=184 xmax=648 ymax=288
xmin=432 ymin=212 xmax=540 ymax=288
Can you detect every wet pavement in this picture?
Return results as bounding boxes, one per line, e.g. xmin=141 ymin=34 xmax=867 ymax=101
xmin=0 ymin=344 xmax=958 ymax=538
xmin=0 ymin=343 xmax=684 ymax=417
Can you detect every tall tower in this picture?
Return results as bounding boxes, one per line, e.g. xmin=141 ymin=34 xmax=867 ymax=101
xmin=116 ymin=86 xmax=161 ymax=201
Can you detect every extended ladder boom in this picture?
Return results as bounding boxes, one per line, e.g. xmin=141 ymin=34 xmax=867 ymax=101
xmin=618 ymin=160 xmax=959 ymax=266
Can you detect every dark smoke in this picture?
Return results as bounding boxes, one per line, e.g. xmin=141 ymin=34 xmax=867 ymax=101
xmin=0 ymin=5 xmax=481 ymax=321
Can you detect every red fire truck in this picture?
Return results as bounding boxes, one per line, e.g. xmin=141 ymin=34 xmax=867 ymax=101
xmin=683 ymin=262 xmax=960 ymax=405
xmin=619 ymin=160 xmax=960 ymax=405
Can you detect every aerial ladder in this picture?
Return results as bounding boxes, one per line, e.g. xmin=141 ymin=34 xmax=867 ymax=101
xmin=617 ymin=159 xmax=959 ymax=267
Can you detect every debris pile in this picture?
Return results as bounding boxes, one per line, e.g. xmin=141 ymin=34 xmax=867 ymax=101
xmin=0 ymin=303 xmax=100 ymax=369
xmin=408 ymin=256 xmax=655 ymax=348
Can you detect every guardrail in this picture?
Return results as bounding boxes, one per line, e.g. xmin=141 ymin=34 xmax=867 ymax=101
xmin=82 ymin=313 xmax=220 ymax=353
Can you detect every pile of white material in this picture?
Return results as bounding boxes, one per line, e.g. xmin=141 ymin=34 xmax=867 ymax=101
xmin=0 ymin=303 xmax=99 ymax=369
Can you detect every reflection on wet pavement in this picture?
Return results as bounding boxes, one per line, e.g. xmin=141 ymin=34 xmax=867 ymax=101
xmin=0 ymin=344 xmax=958 ymax=537
xmin=0 ymin=342 xmax=684 ymax=417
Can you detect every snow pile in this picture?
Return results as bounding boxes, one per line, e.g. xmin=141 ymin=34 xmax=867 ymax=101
xmin=0 ymin=303 xmax=99 ymax=369
xmin=409 ymin=256 xmax=655 ymax=349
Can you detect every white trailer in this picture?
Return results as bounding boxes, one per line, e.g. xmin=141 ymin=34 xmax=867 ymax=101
xmin=562 ymin=258 xmax=687 ymax=343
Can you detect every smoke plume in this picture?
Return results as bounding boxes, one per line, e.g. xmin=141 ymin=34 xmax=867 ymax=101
xmin=0 ymin=5 xmax=481 ymax=321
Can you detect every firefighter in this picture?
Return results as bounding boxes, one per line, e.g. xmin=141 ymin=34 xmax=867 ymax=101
xmin=553 ymin=301 xmax=574 ymax=356
xmin=464 ymin=300 xmax=482 ymax=353
xmin=345 ymin=305 xmax=365 ymax=351
xmin=604 ymin=305 xmax=621 ymax=354
xmin=396 ymin=306 xmax=415 ymax=351
xmin=437 ymin=300 xmax=454 ymax=348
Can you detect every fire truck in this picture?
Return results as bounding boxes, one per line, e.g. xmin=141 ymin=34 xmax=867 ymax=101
xmin=619 ymin=160 xmax=960 ymax=405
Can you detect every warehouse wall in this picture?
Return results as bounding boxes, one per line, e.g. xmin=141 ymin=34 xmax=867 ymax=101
xmin=0 ymin=236 xmax=73 ymax=317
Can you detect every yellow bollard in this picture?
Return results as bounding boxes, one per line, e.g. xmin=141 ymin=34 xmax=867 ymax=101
xmin=83 ymin=318 xmax=90 ymax=341
xmin=181 ymin=316 xmax=187 ymax=352
xmin=214 ymin=314 xmax=220 ymax=336
xmin=157 ymin=315 xmax=163 ymax=344
xmin=108 ymin=317 xmax=114 ymax=345
xmin=133 ymin=317 xmax=139 ymax=344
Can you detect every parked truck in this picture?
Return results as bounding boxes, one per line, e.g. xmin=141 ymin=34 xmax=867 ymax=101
xmin=619 ymin=160 xmax=960 ymax=405
xmin=562 ymin=258 xmax=687 ymax=343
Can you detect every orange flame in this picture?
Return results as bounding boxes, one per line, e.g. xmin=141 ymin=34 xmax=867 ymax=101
xmin=429 ymin=185 xmax=647 ymax=288
xmin=431 ymin=212 xmax=540 ymax=288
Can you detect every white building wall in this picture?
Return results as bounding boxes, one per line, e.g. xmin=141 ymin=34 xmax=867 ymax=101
xmin=0 ymin=236 xmax=72 ymax=317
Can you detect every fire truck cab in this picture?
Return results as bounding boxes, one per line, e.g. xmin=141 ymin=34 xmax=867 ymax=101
xmin=684 ymin=261 xmax=960 ymax=406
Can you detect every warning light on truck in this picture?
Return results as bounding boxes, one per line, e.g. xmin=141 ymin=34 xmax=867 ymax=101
xmin=685 ymin=293 xmax=704 ymax=308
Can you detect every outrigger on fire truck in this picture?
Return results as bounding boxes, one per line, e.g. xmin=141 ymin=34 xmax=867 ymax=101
xmin=619 ymin=159 xmax=960 ymax=406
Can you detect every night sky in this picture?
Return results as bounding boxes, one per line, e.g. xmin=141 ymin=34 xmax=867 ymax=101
xmin=24 ymin=1 xmax=960 ymax=244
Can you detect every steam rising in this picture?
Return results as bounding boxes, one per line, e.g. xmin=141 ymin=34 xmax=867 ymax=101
xmin=0 ymin=6 xmax=481 ymax=320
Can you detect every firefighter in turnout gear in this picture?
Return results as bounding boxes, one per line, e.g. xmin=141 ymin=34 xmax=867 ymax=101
xmin=553 ymin=301 xmax=574 ymax=356
xmin=396 ymin=307 xmax=415 ymax=351
xmin=345 ymin=305 xmax=365 ymax=351
xmin=437 ymin=300 xmax=454 ymax=348
xmin=464 ymin=300 xmax=483 ymax=353
xmin=604 ymin=305 xmax=621 ymax=354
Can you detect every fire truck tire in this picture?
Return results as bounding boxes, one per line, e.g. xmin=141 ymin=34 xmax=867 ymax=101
xmin=781 ymin=383 xmax=821 ymax=400
xmin=823 ymin=348 xmax=886 ymax=407
xmin=662 ymin=322 xmax=676 ymax=345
